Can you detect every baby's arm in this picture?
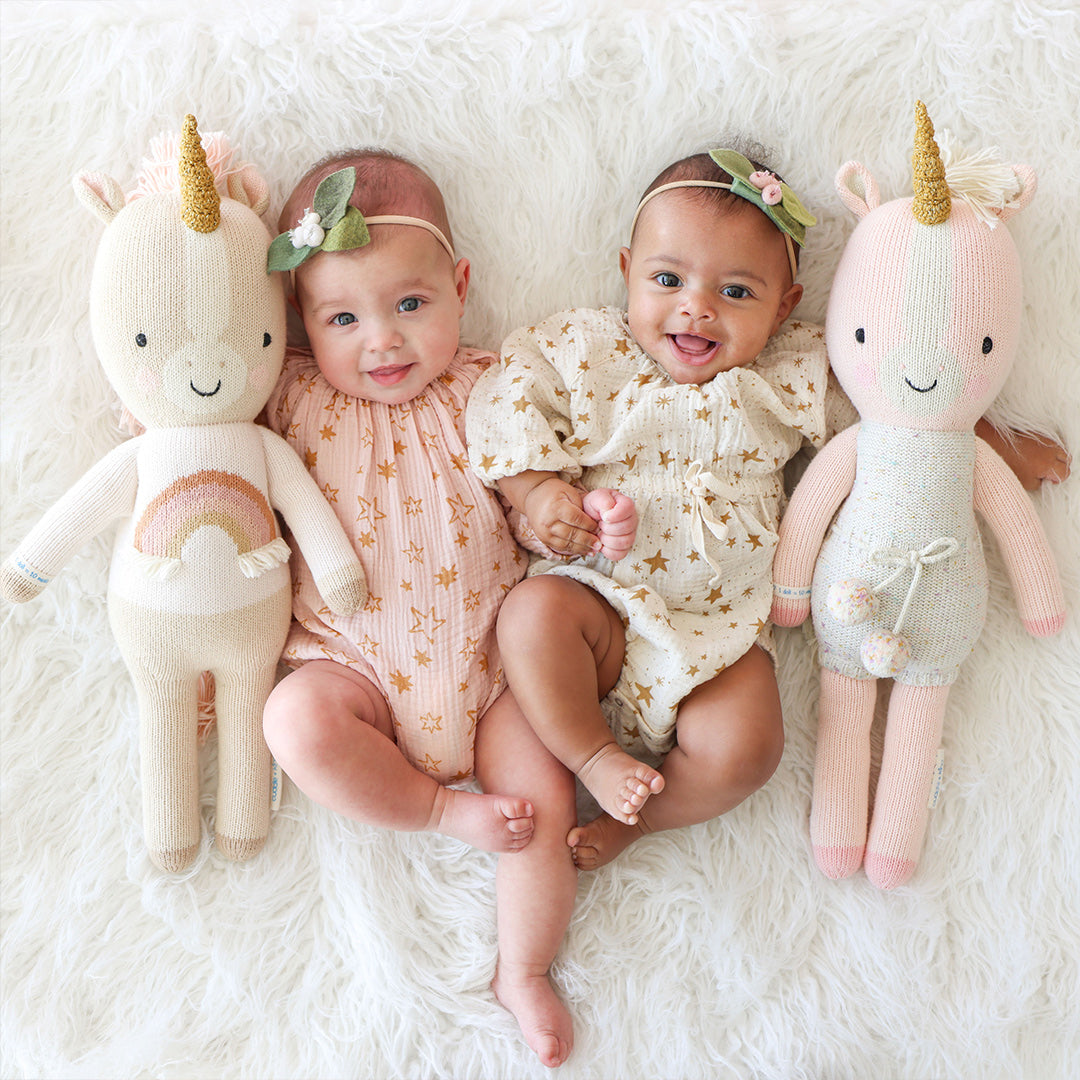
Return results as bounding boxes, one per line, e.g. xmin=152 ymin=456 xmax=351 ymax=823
xmin=498 ymin=470 xmax=601 ymax=559
xmin=974 ymin=418 xmax=1070 ymax=490
xmin=581 ymin=488 xmax=637 ymax=561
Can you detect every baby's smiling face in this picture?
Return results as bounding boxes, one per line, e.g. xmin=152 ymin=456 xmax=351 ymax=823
xmin=620 ymin=191 xmax=802 ymax=385
xmin=295 ymin=226 xmax=469 ymax=405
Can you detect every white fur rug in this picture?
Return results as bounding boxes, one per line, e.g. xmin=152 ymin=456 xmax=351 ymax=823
xmin=3 ymin=2 xmax=1078 ymax=1077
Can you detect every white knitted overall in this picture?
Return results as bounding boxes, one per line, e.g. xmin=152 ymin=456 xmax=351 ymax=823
xmin=810 ymin=421 xmax=988 ymax=686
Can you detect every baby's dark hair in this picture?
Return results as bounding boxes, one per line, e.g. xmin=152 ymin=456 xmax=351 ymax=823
xmin=280 ymin=147 xmax=455 ymax=249
xmin=635 ymin=148 xmax=801 ymax=268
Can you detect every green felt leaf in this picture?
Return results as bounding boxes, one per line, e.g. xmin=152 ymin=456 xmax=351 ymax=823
xmin=266 ymin=232 xmax=310 ymax=273
xmin=312 ymin=167 xmax=356 ymax=231
xmin=321 ymin=207 xmax=370 ymax=252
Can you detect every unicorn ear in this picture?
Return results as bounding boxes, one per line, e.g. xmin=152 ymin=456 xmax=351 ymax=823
xmin=226 ymin=164 xmax=271 ymax=217
xmin=73 ymin=171 xmax=125 ymax=224
xmin=834 ymin=161 xmax=880 ymax=219
xmin=996 ymin=164 xmax=1037 ymax=223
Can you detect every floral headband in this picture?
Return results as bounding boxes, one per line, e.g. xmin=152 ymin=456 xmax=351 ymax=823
xmin=629 ymin=149 xmax=816 ymax=280
xmin=267 ymin=166 xmax=455 ymax=273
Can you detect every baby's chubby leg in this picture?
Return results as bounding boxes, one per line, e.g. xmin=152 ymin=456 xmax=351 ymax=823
xmin=570 ymin=644 xmax=784 ymax=869
xmin=581 ymin=487 xmax=637 ymax=561
xmin=497 ymin=575 xmax=663 ymax=826
xmin=475 ymin=690 xmax=578 ymax=1068
xmin=263 ymin=660 xmax=533 ymax=853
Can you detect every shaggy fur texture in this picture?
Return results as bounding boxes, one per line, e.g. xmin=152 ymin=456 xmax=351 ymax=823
xmin=2 ymin=2 xmax=1077 ymax=1077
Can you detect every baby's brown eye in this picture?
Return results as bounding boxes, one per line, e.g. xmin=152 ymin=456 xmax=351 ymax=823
xmin=135 ymin=333 xmax=147 ymax=347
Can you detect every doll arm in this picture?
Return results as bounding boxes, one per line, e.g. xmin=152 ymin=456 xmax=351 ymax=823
xmin=770 ymin=425 xmax=860 ymax=626
xmin=261 ymin=429 xmax=367 ymax=615
xmin=973 ymin=438 xmax=1065 ymax=635
xmin=975 ymin=418 xmax=1070 ymax=490
xmin=1 ymin=440 xmax=140 ymax=603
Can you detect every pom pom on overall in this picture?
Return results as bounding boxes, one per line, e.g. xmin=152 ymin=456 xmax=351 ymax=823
xmin=0 ymin=116 xmax=367 ymax=871
xmin=771 ymin=102 xmax=1065 ymax=889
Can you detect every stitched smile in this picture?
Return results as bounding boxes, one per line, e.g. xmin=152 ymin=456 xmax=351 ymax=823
xmin=904 ymin=377 xmax=937 ymax=393
xmin=192 ymin=380 xmax=222 ymax=397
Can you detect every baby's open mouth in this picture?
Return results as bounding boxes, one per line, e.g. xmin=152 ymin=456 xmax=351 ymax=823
xmin=668 ymin=333 xmax=719 ymax=364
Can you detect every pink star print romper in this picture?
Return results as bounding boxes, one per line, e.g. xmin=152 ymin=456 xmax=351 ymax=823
xmin=266 ymin=346 xmax=526 ymax=783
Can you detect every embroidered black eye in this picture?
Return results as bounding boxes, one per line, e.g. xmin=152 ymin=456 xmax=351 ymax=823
xmin=982 ymin=337 xmax=993 ymax=354
xmin=263 ymin=332 xmax=272 ymax=347
xmin=855 ymin=328 xmax=865 ymax=344
xmin=135 ymin=333 xmax=147 ymax=347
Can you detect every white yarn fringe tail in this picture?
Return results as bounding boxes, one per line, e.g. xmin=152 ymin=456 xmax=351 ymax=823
xmin=238 ymin=538 xmax=291 ymax=578
xmin=132 ymin=550 xmax=183 ymax=580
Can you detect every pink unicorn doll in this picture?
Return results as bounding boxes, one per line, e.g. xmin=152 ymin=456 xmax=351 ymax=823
xmin=0 ymin=116 xmax=366 ymax=871
xmin=772 ymin=102 xmax=1065 ymax=890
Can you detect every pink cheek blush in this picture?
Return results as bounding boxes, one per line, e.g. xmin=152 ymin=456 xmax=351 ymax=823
xmin=248 ymin=362 xmax=271 ymax=391
xmin=965 ymin=373 xmax=990 ymax=400
xmin=855 ymin=359 xmax=877 ymax=388
xmin=135 ymin=367 xmax=160 ymax=395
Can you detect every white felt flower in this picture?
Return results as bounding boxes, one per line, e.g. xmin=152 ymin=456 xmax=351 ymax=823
xmin=290 ymin=210 xmax=325 ymax=249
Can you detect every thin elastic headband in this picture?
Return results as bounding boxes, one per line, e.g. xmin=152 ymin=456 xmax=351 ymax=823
xmin=630 ymin=180 xmax=799 ymax=281
xmin=363 ymin=215 xmax=455 ymax=261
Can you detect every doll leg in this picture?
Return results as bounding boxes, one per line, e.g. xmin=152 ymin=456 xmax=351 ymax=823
xmin=475 ymin=688 xmax=578 ymax=1068
xmin=263 ymin=661 xmax=534 ymax=853
xmin=213 ymin=662 xmax=277 ymax=861
xmin=810 ymin=669 xmax=878 ymax=879
xmin=568 ymin=644 xmax=784 ymax=869
xmin=496 ymin=575 xmax=664 ymax=825
xmin=864 ymin=683 xmax=950 ymax=890
xmin=129 ymin=665 xmax=202 ymax=871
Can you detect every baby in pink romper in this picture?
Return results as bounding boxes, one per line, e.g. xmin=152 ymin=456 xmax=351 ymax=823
xmin=262 ymin=151 xmax=576 ymax=1067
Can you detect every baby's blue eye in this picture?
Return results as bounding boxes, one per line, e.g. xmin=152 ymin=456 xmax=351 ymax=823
xmin=721 ymin=285 xmax=750 ymax=299
xmin=655 ymin=272 xmax=681 ymax=288
xmin=331 ymin=313 xmax=356 ymax=326
xmin=398 ymin=297 xmax=422 ymax=313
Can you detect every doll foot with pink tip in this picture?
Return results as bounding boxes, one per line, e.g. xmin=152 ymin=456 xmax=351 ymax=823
xmin=813 ymin=844 xmax=865 ymax=880
xmin=864 ymin=850 xmax=916 ymax=890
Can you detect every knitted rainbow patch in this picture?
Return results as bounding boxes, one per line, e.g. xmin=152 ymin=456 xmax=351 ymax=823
xmin=134 ymin=470 xmax=287 ymax=578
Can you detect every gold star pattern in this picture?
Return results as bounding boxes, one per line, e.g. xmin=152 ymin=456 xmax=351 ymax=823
xmin=388 ymin=670 xmax=413 ymax=694
xmin=435 ymin=565 xmax=459 ymax=589
xmin=634 ymin=683 xmax=654 ymax=705
xmin=409 ymin=605 xmax=446 ymax=643
xmin=644 ymin=550 xmax=670 ymax=574
xmin=446 ymin=492 xmax=475 ymax=525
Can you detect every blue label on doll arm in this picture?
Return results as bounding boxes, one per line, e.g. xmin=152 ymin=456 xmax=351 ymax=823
xmin=13 ymin=558 xmax=50 ymax=585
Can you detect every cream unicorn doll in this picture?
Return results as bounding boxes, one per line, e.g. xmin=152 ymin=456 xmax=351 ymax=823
xmin=1 ymin=116 xmax=366 ymax=871
xmin=772 ymin=102 xmax=1065 ymax=889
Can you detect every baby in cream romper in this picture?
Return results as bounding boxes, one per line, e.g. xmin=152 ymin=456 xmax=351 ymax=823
xmin=468 ymin=306 xmax=831 ymax=759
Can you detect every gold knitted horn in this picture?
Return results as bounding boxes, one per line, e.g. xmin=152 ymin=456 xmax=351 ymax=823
xmin=911 ymin=100 xmax=951 ymax=225
xmin=179 ymin=114 xmax=220 ymax=233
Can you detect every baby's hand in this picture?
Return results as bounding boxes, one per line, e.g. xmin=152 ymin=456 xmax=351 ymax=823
xmin=522 ymin=478 xmax=601 ymax=559
xmin=581 ymin=488 xmax=637 ymax=561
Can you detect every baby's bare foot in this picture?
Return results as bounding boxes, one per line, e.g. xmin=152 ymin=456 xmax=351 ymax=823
xmin=430 ymin=789 xmax=534 ymax=853
xmin=568 ymin=813 xmax=643 ymax=870
xmin=576 ymin=742 xmax=663 ymax=825
xmin=493 ymin=961 xmax=573 ymax=1068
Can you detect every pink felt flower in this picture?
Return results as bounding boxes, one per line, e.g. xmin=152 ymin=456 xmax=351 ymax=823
xmin=748 ymin=170 xmax=775 ymax=188
xmin=762 ymin=183 xmax=783 ymax=205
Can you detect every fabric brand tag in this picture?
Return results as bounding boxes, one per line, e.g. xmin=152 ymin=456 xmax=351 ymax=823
xmin=270 ymin=759 xmax=283 ymax=812
xmin=928 ymin=749 xmax=945 ymax=809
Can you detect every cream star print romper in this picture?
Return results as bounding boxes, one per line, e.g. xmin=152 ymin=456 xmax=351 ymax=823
xmin=267 ymin=347 xmax=526 ymax=784
xmin=467 ymin=309 xmax=830 ymax=759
